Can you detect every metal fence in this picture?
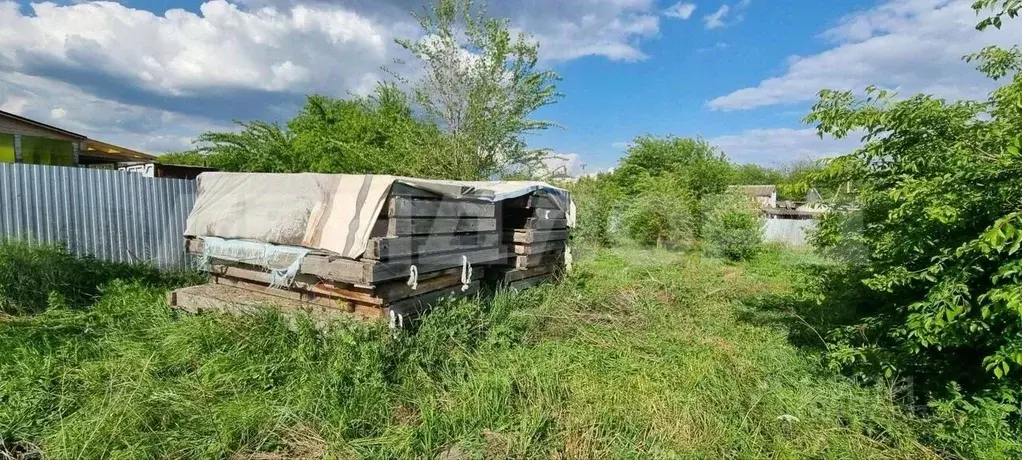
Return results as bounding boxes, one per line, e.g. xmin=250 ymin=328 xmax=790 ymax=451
xmin=0 ymin=163 xmax=197 ymax=269
xmin=763 ymin=218 xmax=816 ymax=247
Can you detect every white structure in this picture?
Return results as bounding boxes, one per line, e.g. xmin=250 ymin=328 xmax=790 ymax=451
xmin=731 ymin=185 xmax=777 ymax=208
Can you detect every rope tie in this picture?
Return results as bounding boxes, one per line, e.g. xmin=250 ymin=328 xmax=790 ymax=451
xmin=407 ymin=265 xmax=419 ymax=290
xmin=461 ymin=255 xmax=472 ymax=292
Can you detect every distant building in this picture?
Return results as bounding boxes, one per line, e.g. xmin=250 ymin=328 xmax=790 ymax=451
xmin=119 ymin=162 xmax=217 ymax=180
xmin=730 ymin=185 xmax=778 ymax=208
xmin=0 ymin=110 xmax=155 ymax=168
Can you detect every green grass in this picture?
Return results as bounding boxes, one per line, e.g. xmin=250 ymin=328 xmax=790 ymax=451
xmin=0 ymin=243 xmax=938 ymax=458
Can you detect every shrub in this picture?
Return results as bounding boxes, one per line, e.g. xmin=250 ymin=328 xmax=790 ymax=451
xmin=0 ymin=241 xmax=200 ymax=315
xmin=701 ymin=191 xmax=764 ymax=260
xmin=619 ymin=176 xmax=695 ymax=247
xmin=568 ymin=174 xmax=621 ymax=248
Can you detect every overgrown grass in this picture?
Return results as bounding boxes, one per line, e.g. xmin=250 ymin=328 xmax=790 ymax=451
xmin=1 ymin=243 xmax=938 ymax=458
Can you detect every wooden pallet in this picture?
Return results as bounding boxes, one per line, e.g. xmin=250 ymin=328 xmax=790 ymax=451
xmin=515 ymin=249 xmax=565 ymax=270
xmin=371 ymin=217 xmax=497 ymax=237
xmin=511 ymin=240 xmax=567 ymax=255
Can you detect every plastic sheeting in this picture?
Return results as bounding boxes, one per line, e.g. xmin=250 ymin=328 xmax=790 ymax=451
xmin=184 ymin=173 xmax=574 ymax=259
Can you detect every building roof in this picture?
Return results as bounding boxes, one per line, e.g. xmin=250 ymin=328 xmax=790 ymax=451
xmin=0 ymin=109 xmax=86 ymax=140
xmin=82 ymin=139 xmax=156 ymax=162
xmin=730 ymin=185 xmax=777 ymax=197
xmin=1 ymin=109 xmax=156 ymax=163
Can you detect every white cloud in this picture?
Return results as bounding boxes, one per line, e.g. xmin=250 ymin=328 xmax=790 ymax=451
xmin=664 ymin=2 xmax=697 ymax=19
xmin=0 ymin=0 xmax=667 ymax=153
xmin=704 ymin=5 xmax=730 ymax=29
xmin=542 ymin=152 xmax=586 ymax=177
xmin=707 ymin=0 xmax=1022 ymax=111
xmin=611 ymin=141 xmax=632 ymax=150
xmin=708 ymin=127 xmax=863 ymax=165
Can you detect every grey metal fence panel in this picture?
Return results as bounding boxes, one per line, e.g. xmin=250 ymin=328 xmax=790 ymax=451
xmin=763 ymin=218 xmax=816 ymax=247
xmin=0 ymin=163 xmax=196 ymax=269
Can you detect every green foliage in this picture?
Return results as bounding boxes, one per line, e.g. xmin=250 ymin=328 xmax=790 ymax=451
xmin=394 ymin=0 xmax=561 ymax=179
xmin=0 ymin=246 xmax=935 ymax=458
xmin=619 ymin=175 xmax=695 ymax=247
xmin=567 ymin=173 xmax=621 ymax=248
xmin=615 ymin=135 xmax=730 ymax=199
xmin=803 ymin=32 xmax=1022 ymax=436
xmin=0 ymin=241 xmax=199 ymax=315
xmin=702 ymin=191 xmax=765 ymax=261
xmin=973 ymin=0 xmax=1022 ymax=30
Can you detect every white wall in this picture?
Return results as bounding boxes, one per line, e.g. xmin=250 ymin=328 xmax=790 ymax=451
xmin=763 ymin=219 xmax=815 ymax=247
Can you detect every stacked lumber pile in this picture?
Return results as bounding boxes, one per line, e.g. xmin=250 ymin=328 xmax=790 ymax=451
xmin=490 ymin=191 xmax=570 ymax=290
xmin=172 ymin=184 xmax=501 ymax=323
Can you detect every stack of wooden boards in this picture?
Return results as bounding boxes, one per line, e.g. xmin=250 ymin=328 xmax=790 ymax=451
xmin=171 ymin=184 xmax=505 ymax=322
xmin=490 ymin=191 xmax=569 ymax=290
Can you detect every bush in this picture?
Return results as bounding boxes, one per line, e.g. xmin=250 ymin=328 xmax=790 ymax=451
xmin=568 ymin=174 xmax=620 ymax=248
xmin=619 ymin=176 xmax=695 ymax=247
xmin=701 ymin=191 xmax=764 ymax=260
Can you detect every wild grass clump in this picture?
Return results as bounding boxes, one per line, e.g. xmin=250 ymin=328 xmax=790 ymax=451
xmin=1 ymin=244 xmax=940 ymax=458
xmin=0 ymin=241 xmax=200 ymax=315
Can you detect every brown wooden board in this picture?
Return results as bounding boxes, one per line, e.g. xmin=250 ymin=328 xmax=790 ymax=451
xmin=492 ymin=264 xmax=554 ymax=283
xmin=365 ymin=232 xmax=499 ymax=260
xmin=512 ymin=240 xmax=567 ymax=255
xmin=383 ymin=197 xmax=494 ymax=218
xmin=212 ymin=276 xmax=380 ymax=312
xmin=368 ymin=247 xmax=501 ymax=284
xmin=371 ymin=217 xmax=497 ymax=237
xmin=521 ymin=218 xmax=568 ymax=231
xmin=169 ymin=283 xmax=383 ymax=324
xmin=515 ymin=249 xmax=565 ymax=270
xmin=387 ymin=281 xmax=480 ymax=317
xmin=508 ymin=229 xmax=569 ymax=244
xmin=207 ymin=264 xmax=383 ymax=305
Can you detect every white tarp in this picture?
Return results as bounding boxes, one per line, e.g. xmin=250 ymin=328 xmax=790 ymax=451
xmin=184 ymin=173 xmax=574 ymax=259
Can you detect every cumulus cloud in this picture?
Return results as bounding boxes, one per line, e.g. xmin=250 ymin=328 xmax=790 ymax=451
xmin=664 ymin=2 xmax=697 ymax=19
xmin=707 ymin=0 xmax=1022 ymax=111
xmin=0 ymin=0 xmax=664 ymax=153
xmin=708 ymin=128 xmax=863 ymax=165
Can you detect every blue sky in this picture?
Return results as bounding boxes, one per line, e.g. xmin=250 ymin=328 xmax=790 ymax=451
xmin=1 ymin=0 xmax=1018 ymax=175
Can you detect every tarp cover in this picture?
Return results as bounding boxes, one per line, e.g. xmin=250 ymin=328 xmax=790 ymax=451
xmin=184 ymin=173 xmax=574 ymax=259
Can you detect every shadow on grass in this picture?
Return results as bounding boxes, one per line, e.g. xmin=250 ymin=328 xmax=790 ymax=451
xmin=0 ymin=241 xmax=204 ymax=315
xmin=735 ymin=257 xmax=885 ymax=353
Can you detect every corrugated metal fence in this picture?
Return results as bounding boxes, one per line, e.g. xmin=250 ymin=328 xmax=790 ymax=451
xmin=0 ymin=163 xmax=196 ymax=269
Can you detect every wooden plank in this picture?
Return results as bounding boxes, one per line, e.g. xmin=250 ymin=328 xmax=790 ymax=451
xmin=492 ymin=264 xmax=554 ymax=283
xmin=387 ymin=281 xmax=481 ymax=317
xmin=370 ymin=247 xmax=501 ymax=283
xmin=188 ymin=237 xmax=369 ymax=285
xmin=509 ymin=229 xmax=569 ymax=244
xmin=521 ymin=218 xmax=567 ymax=231
xmin=508 ymin=274 xmax=554 ymax=291
xmin=371 ymin=218 xmax=497 ymax=237
xmin=207 ymin=264 xmax=383 ymax=306
xmin=383 ymin=197 xmax=494 ymax=218
xmin=169 ymin=283 xmax=383 ymax=322
xmin=515 ymin=249 xmax=565 ymax=270
xmin=212 ymin=276 xmax=381 ymax=312
xmin=375 ymin=268 xmax=484 ymax=301
xmin=512 ymin=240 xmax=567 ymax=255
xmin=365 ymin=232 xmax=499 ymax=260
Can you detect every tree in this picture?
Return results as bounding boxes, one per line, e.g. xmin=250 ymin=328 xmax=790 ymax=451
xmin=395 ymin=0 xmax=561 ymax=179
xmin=615 ymin=135 xmax=731 ymax=198
xmin=619 ymin=175 xmax=695 ymax=248
xmin=803 ymin=9 xmax=1022 ymax=452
